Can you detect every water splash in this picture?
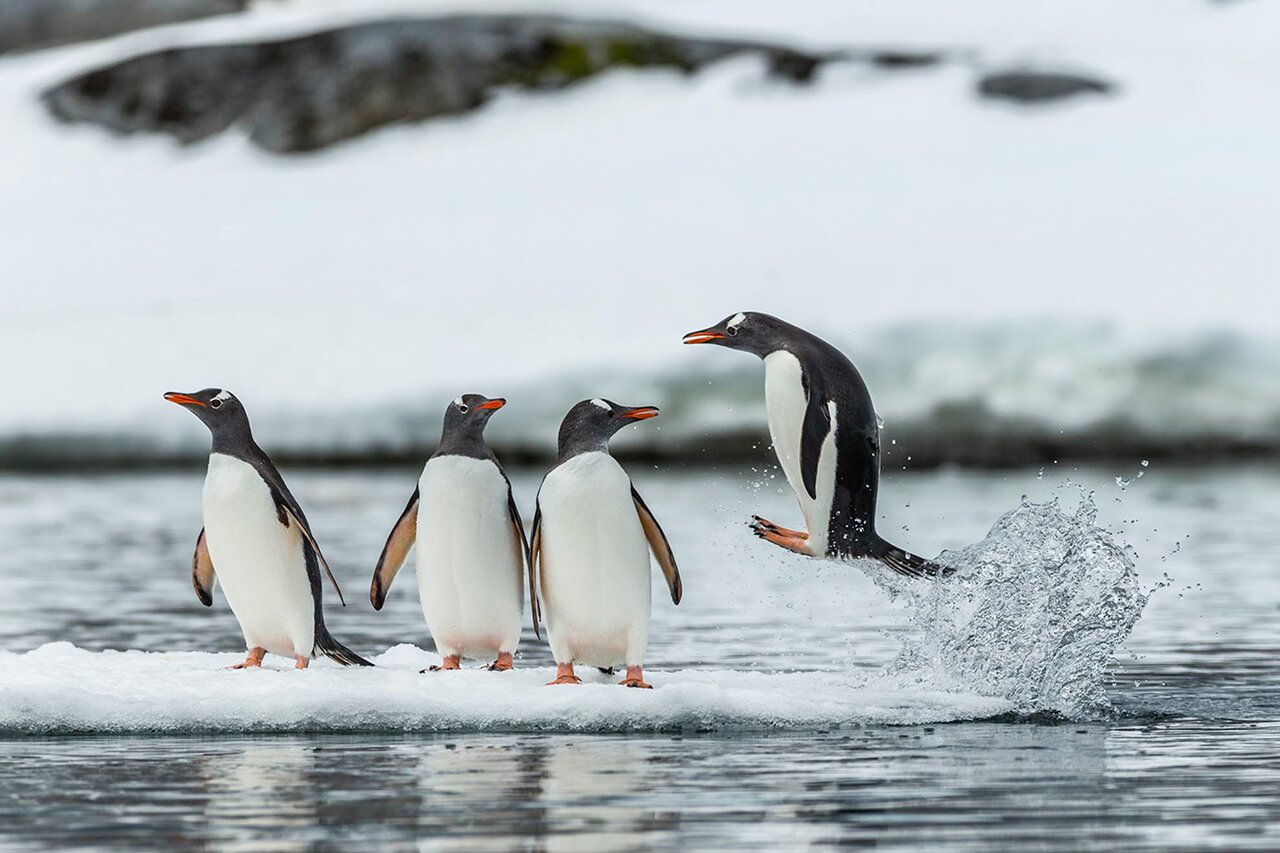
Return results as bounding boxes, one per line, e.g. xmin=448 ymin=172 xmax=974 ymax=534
xmin=887 ymin=496 xmax=1146 ymax=719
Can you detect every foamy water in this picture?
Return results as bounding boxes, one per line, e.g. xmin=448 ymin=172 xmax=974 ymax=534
xmin=889 ymin=498 xmax=1146 ymax=717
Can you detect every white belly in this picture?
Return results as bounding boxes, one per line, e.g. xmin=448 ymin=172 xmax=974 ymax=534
xmin=202 ymin=453 xmax=316 ymax=659
xmin=537 ymin=452 xmax=652 ymax=667
xmin=764 ymin=351 xmax=839 ymax=555
xmin=415 ymin=456 xmax=523 ymax=658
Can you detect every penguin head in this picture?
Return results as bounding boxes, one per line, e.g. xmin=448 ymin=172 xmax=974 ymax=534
xmin=441 ymin=394 xmax=506 ymax=436
xmin=557 ymin=398 xmax=659 ymax=458
xmin=682 ymin=311 xmax=786 ymax=358
xmin=164 ymin=388 xmax=250 ymax=436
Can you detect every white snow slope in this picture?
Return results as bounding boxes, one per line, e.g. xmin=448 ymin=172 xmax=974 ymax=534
xmin=0 ymin=0 xmax=1275 ymax=441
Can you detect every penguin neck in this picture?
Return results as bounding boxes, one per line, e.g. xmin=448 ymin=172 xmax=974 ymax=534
xmin=209 ymin=422 xmax=261 ymax=460
xmin=434 ymin=426 xmax=491 ymax=460
xmin=555 ymin=436 xmax=611 ymax=464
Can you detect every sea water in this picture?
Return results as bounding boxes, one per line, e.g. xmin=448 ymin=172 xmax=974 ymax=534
xmin=1 ymin=464 xmax=1278 ymax=849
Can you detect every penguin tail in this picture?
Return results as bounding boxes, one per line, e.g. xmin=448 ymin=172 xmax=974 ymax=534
xmin=865 ymin=536 xmax=954 ymax=579
xmin=315 ymin=628 xmax=375 ymax=667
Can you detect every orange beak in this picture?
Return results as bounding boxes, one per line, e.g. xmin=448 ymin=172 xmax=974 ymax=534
xmin=164 ymin=392 xmax=206 ymax=407
xmin=478 ymin=398 xmax=506 ymax=410
xmin=682 ymin=329 xmax=725 ymax=345
xmin=622 ymin=406 xmax=660 ymax=420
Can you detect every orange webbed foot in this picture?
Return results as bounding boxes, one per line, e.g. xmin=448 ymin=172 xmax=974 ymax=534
xmin=227 ymin=647 xmax=266 ymax=670
xmin=488 ymin=652 xmax=514 ymax=672
xmin=619 ymin=666 xmax=652 ymax=689
xmin=547 ymin=663 xmax=582 ymax=685
xmin=750 ymin=516 xmax=809 ymax=540
xmin=423 ymin=654 xmax=462 ymax=673
xmin=548 ymin=674 xmax=583 ymax=685
xmin=749 ymin=517 xmax=814 ymax=555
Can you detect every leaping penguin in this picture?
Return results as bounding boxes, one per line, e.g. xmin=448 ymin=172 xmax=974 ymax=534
xmin=165 ymin=389 xmax=373 ymax=669
xmin=531 ymin=399 xmax=683 ymax=689
xmin=683 ymin=313 xmax=949 ymax=578
xmin=370 ymin=394 xmax=530 ymax=673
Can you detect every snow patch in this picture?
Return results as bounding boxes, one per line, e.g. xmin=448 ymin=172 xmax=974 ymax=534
xmin=0 ymin=642 xmax=1011 ymax=735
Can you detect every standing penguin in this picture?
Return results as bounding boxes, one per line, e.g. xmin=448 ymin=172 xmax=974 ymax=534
xmin=530 ymin=399 xmax=683 ymax=689
xmin=370 ymin=395 xmax=530 ymax=672
xmin=682 ymin=313 xmax=948 ymax=578
xmin=165 ymin=389 xmax=373 ymax=669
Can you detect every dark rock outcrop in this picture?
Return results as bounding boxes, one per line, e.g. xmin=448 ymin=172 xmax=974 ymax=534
xmin=0 ymin=0 xmax=246 ymax=55
xmin=42 ymin=15 xmax=837 ymax=154
xmin=978 ymin=71 xmax=1112 ymax=104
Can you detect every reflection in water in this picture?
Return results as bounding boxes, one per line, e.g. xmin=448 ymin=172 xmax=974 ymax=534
xmin=4 ymin=725 xmax=1279 ymax=850
xmin=201 ymin=744 xmax=318 ymax=852
xmin=534 ymin=740 xmax=679 ymax=853
xmin=413 ymin=739 xmax=548 ymax=851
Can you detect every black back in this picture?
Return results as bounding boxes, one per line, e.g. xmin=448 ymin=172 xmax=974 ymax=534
xmin=683 ymin=313 xmax=881 ymax=556
xmin=780 ymin=322 xmax=881 ymax=555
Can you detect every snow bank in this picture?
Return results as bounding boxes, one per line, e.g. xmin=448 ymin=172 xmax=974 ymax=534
xmin=0 ymin=642 xmax=1010 ymax=735
xmin=0 ymin=0 xmax=1276 ymax=450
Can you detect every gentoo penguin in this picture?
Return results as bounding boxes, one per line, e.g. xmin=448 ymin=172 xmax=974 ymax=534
xmin=530 ymin=399 xmax=683 ymax=689
xmin=165 ymin=389 xmax=373 ymax=669
xmin=370 ymin=394 xmax=530 ymax=673
xmin=682 ymin=313 xmax=949 ymax=578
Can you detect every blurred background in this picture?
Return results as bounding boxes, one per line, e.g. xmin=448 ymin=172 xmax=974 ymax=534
xmin=5 ymin=6 xmax=1280 ymax=849
xmin=1 ymin=0 xmax=1276 ymax=472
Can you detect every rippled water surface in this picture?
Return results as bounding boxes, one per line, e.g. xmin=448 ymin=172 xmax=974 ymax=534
xmin=2 ymin=463 xmax=1278 ymax=849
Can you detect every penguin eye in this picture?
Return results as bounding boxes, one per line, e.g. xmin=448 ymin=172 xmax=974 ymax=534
xmin=209 ymin=399 xmax=223 ymax=409
xmin=727 ymin=325 xmax=739 ymax=336
xmin=458 ymin=404 xmax=469 ymax=414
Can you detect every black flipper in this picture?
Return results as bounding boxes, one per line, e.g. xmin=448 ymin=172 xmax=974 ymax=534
xmin=242 ymin=445 xmax=346 ymax=605
xmin=371 ymin=487 xmax=419 ymax=610
xmin=192 ymin=528 xmax=216 ymax=607
xmin=799 ymin=367 xmax=831 ymax=501
xmin=631 ymin=485 xmax=683 ymax=605
xmin=866 ymin=535 xmax=953 ymax=579
xmin=529 ymin=504 xmax=543 ymax=638
xmin=269 ymin=483 xmax=346 ymax=606
xmin=302 ymin=538 xmax=374 ymax=666
xmin=315 ymin=626 xmax=374 ymax=667
xmin=505 ymin=480 xmax=534 ymax=627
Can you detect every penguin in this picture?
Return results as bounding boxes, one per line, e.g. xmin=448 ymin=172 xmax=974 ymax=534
xmin=165 ymin=388 xmax=373 ymax=669
xmin=529 ymin=399 xmax=683 ymax=689
xmin=682 ymin=313 xmax=949 ymax=578
xmin=369 ymin=394 xmax=530 ymax=673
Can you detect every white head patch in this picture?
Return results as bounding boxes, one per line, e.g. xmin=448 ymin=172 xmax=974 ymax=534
xmin=590 ymin=398 xmax=610 ymax=411
xmin=213 ymin=390 xmax=233 ymax=403
xmin=453 ymin=396 xmax=464 ymax=407
xmin=728 ymin=312 xmax=747 ymax=328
